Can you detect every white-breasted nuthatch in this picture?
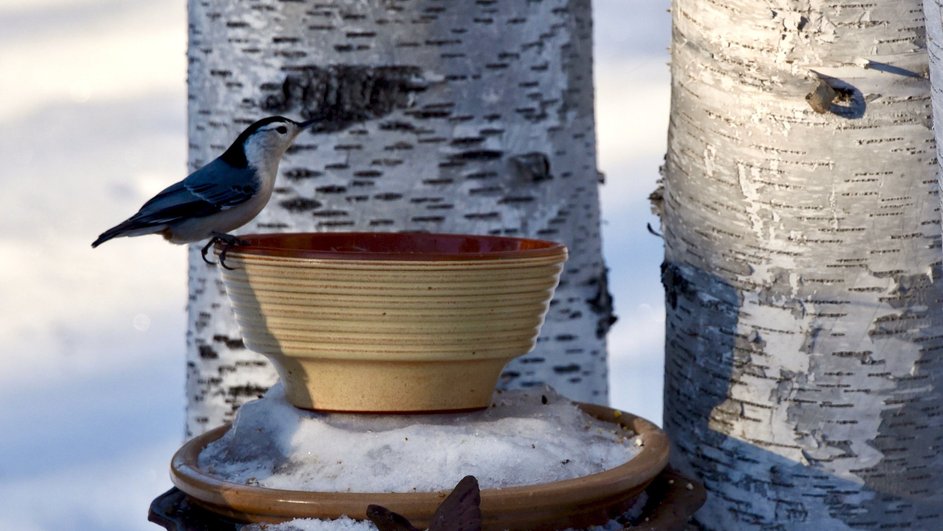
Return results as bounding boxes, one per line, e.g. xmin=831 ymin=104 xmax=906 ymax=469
xmin=92 ymin=116 xmax=314 ymax=266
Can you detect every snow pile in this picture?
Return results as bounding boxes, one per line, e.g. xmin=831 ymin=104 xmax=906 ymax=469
xmin=243 ymin=515 xmax=634 ymax=531
xmin=199 ymin=385 xmax=641 ymax=493
xmin=243 ymin=517 xmax=376 ymax=531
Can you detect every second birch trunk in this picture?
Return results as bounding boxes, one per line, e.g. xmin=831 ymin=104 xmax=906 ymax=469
xmin=663 ymin=0 xmax=943 ymax=527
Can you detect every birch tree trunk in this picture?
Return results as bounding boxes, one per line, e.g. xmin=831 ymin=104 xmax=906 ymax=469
xmin=185 ymin=0 xmax=610 ymax=436
xmin=662 ymin=0 xmax=943 ymax=527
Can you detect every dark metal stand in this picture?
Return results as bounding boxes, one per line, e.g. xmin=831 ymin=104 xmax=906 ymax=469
xmin=148 ymin=489 xmax=242 ymax=531
xmin=629 ymin=466 xmax=706 ymax=530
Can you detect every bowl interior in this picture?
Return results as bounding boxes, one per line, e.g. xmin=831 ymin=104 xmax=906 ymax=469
xmin=218 ymin=232 xmax=566 ymax=261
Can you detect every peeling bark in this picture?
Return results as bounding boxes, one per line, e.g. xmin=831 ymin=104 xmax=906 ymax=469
xmin=186 ymin=0 xmax=607 ymax=436
xmin=664 ymin=0 xmax=943 ymax=527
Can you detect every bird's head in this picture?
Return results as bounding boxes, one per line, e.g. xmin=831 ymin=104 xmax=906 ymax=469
xmin=221 ymin=116 xmax=315 ymax=170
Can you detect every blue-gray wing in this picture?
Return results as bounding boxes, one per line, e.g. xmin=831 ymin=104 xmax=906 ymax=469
xmin=182 ymin=159 xmax=260 ymax=209
xmin=136 ymin=158 xmax=259 ymax=223
xmin=92 ymin=158 xmax=260 ymax=247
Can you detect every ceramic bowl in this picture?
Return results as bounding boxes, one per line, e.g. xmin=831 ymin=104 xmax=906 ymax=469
xmin=171 ymin=405 xmax=670 ymax=530
xmin=215 ymin=232 xmax=567 ymax=412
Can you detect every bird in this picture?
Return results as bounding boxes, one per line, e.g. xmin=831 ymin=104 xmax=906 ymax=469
xmin=92 ymin=115 xmax=314 ymax=267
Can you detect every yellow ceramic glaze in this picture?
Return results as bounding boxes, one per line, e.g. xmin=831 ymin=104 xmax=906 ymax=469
xmin=216 ymin=233 xmax=567 ymax=412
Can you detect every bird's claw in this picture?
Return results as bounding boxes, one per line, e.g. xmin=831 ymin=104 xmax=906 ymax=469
xmin=201 ymin=232 xmax=248 ymax=269
xmin=200 ymin=236 xmax=220 ymax=265
xmin=218 ymin=237 xmax=248 ymax=270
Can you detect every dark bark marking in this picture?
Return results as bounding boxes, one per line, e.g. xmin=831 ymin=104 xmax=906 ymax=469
xmin=464 ymin=212 xmax=500 ymax=220
xmin=261 ymin=65 xmax=432 ymax=133
xmin=384 ymin=141 xmax=414 ymax=151
xmin=227 ymin=384 xmax=268 ymax=399
xmin=373 ymin=193 xmax=403 ymax=201
xmin=280 ymin=197 xmax=322 ymax=212
xmin=450 ymin=136 xmax=485 ymax=146
xmin=869 ymin=310 xmax=927 ymax=338
xmin=318 ymin=220 xmax=355 ymax=228
xmin=470 ymin=186 xmax=502 ymax=196
xmin=662 ymin=262 xmax=694 ymax=310
xmin=257 ymin=222 xmax=289 ymax=230
xmin=353 ymin=170 xmax=383 ymax=178
xmin=312 ymin=209 xmax=349 ymax=218
xmin=449 ymin=149 xmax=504 ymax=161
xmin=553 ymin=363 xmax=580 ymax=374
xmin=212 ymin=334 xmax=245 ymax=350
xmin=283 ymin=168 xmax=323 ymax=180
xmin=499 ymin=195 xmax=536 ymax=204
xmin=379 ymin=120 xmax=416 ymax=131
xmin=198 ymin=345 xmax=218 ymax=360
xmin=423 ymin=178 xmax=454 ymax=185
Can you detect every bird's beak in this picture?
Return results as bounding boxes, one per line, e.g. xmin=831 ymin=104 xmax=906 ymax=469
xmin=297 ymin=118 xmax=317 ymax=130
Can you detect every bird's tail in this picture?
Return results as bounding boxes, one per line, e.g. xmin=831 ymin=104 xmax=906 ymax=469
xmin=91 ymin=219 xmax=163 ymax=248
xmin=91 ymin=227 xmax=122 ymax=248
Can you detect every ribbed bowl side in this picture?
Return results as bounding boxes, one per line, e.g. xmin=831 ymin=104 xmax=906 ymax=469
xmin=218 ymin=254 xmax=565 ymax=361
xmin=215 ymin=249 xmax=566 ymax=411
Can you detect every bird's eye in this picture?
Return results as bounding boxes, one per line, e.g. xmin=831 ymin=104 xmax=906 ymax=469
xmin=276 ymin=126 xmax=288 ymax=134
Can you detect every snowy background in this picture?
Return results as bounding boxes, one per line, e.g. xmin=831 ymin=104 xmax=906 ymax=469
xmin=0 ymin=0 xmax=669 ymax=529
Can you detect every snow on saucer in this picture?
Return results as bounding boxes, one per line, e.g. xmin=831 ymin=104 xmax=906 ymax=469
xmin=242 ymin=515 xmax=631 ymax=531
xmin=198 ymin=384 xmax=642 ymax=493
xmin=242 ymin=516 xmax=376 ymax=531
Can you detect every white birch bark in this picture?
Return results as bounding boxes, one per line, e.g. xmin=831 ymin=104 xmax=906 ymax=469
xmin=663 ymin=0 xmax=943 ymax=527
xmin=185 ymin=0 xmax=610 ymax=436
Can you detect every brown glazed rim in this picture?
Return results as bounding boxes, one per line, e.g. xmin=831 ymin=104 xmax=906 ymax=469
xmin=170 ymin=403 xmax=670 ymax=527
xmin=213 ymin=232 xmax=568 ymax=261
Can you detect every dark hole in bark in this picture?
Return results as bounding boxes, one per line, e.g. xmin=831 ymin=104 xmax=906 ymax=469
xmin=510 ymin=152 xmax=553 ymax=182
xmin=805 ymin=75 xmax=865 ymax=119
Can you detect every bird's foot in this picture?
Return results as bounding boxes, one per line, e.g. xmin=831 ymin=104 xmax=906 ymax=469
xmin=201 ymin=232 xmax=249 ymax=270
xmin=218 ymin=234 xmax=249 ymax=270
xmin=200 ymin=236 xmax=221 ymax=265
